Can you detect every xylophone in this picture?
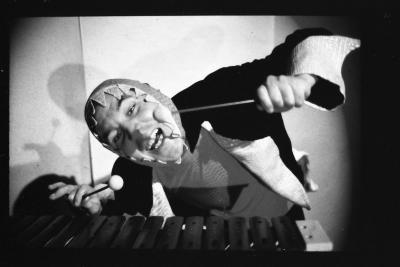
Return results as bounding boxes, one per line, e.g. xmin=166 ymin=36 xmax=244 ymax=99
xmin=6 ymin=214 xmax=333 ymax=252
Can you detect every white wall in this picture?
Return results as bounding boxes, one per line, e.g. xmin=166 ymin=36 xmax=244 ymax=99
xmin=9 ymin=17 xmax=91 ymax=214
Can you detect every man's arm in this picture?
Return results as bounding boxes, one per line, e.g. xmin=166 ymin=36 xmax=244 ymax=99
xmin=175 ymin=28 xmax=359 ymax=112
xmin=173 ymin=28 xmax=356 ymax=148
xmin=247 ymin=28 xmax=360 ymax=113
xmin=172 ymin=28 xmax=359 ymax=189
xmin=174 ymin=28 xmax=347 ymax=109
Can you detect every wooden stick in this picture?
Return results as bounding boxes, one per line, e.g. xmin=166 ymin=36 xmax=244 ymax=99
xmin=178 ymin=99 xmax=255 ymax=114
xmin=82 ymin=185 xmax=109 ymax=199
xmin=82 ymin=175 xmax=124 ymax=199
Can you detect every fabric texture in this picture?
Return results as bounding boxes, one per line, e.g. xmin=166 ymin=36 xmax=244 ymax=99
xmin=290 ymin=35 xmax=360 ymax=110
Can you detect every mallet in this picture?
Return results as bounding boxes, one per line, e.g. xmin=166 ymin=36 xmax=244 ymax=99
xmin=178 ymin=99 xmax=255 ymax=113
xmin=82 ymin=175 xmax=124 ymax=200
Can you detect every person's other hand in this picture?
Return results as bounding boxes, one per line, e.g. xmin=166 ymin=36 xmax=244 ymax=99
xmin=48 ymin=182 xmax=105 ymax=215
xmin=256 ymin=73 xmax=317 ymax=113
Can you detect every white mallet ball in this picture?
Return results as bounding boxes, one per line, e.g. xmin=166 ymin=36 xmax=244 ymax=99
xmin=109 ymin=175 xmax=124 ymax=191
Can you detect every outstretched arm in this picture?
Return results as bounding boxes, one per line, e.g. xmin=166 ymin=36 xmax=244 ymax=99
xmin=173 ymin=28 xmax=360 ymax=150
xmin=173 ymin=28 xmax=360 ymax=118
xmin=254 ymin=28 xmax=360 ymax=113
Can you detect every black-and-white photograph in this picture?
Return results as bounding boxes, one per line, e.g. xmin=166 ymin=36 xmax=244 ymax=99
xmin=2 ymin=4 xmax=399 ymax=266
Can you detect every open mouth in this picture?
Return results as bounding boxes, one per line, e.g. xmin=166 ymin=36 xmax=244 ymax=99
xmin=147 ymin=128 xmax=164 ymax=151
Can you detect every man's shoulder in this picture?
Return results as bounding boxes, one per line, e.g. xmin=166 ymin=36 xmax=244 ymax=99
xmin=112 ymin=157 xmax=152 ymax=174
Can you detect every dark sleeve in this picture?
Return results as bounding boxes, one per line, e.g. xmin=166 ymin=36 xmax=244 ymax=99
xmin=173 ymin=28 xmax=335 ymax=149
xmin=172 ymin=29 xmax=334 ymax=183
xmin=101 ymin=157 xmax=153 ymax=216
xmin=174 ymin=28 xmax=334 ymax=107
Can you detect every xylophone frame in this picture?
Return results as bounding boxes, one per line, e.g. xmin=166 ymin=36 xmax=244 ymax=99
xmin=3 ymin=214 xmax=333 ymax=266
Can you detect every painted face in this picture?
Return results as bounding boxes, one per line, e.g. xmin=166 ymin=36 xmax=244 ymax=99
xmin=86 ymin=80 xmax=186 ymax=167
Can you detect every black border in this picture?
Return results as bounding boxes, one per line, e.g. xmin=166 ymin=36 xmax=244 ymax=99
xmin=2 ymin=1 xmax=400 ymax=266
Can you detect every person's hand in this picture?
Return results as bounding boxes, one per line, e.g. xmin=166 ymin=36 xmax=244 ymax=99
xmin=48 ymin=183 xmax=107 ymax=215
xmin=256 ymin=73 xmax=317 ymax=113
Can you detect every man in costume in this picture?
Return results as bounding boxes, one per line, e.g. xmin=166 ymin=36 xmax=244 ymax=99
xmin=49 ymin=28 xmax=360 ymax=220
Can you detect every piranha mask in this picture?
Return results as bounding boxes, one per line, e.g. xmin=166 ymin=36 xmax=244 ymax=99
xmin=84 ymin=79 xmax=187 ymax=167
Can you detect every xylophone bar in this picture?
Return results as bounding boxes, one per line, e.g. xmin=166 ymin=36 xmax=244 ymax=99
xmin=6 ymin=215 xmax=333 ymax=251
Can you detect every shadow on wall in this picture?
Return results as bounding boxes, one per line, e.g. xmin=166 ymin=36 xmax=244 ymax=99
xmin=10 ymin=64 xmax=106 ymax=214
xmin=323 ymin=25 xmax=361 ymax=251
xmin=13 ymin=174 xmax=78 ymax=216
xmin=339 ymin=44 xmax=362 ymax=250
xmin=289 ymin=17 xmax=362 ymax=250
xmin=47 ymin=63 xmax=88 ymax=121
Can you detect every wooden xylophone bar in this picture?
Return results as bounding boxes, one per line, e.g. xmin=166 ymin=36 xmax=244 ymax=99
xmin=6 ymin=215 xmax=333 ymax=252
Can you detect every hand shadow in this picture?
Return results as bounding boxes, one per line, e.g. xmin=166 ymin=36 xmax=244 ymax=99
xmin=13 ymin=174 xmax=81 ymax=216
